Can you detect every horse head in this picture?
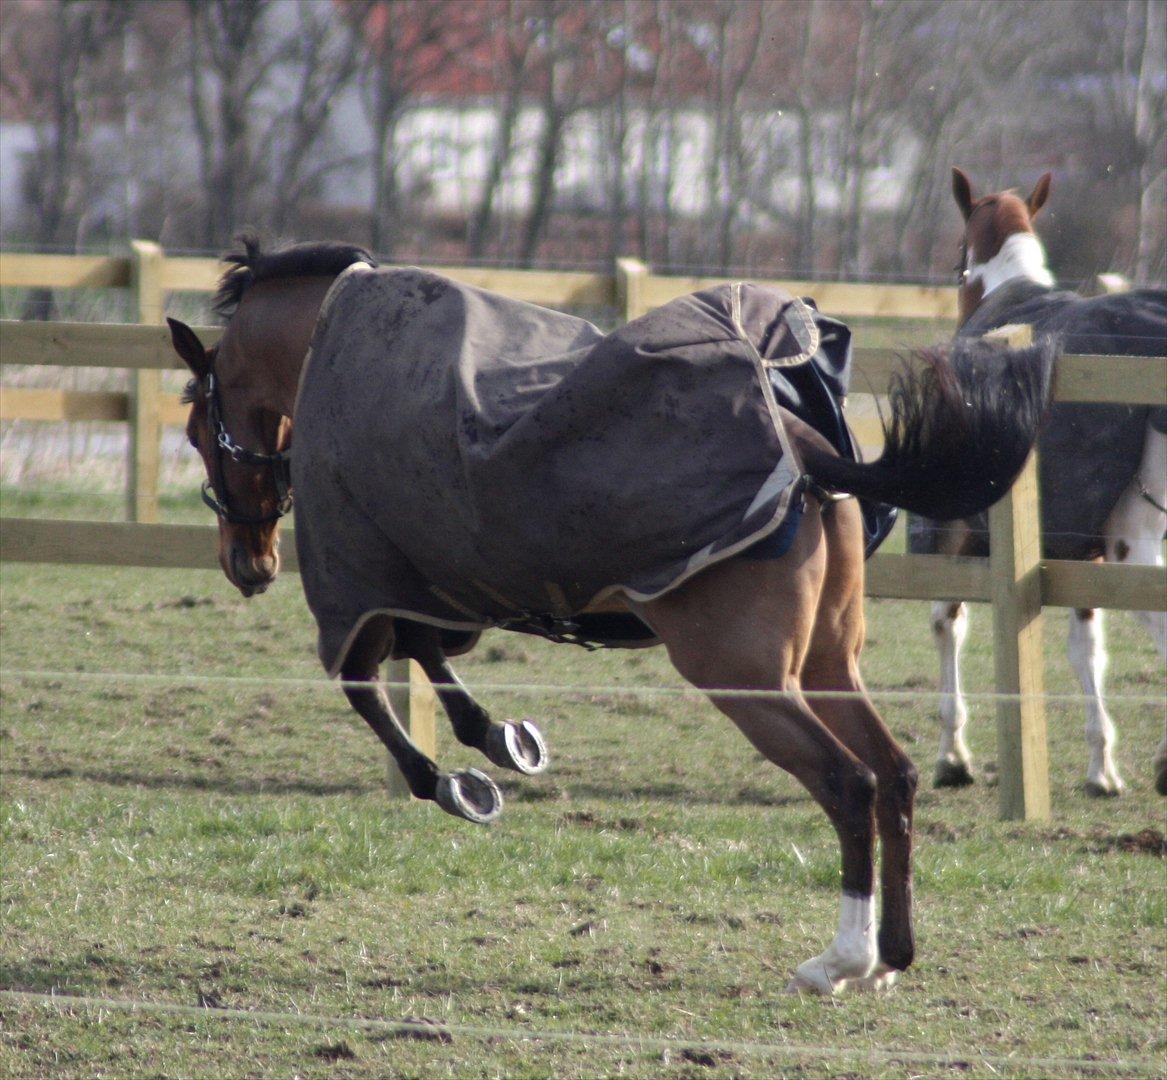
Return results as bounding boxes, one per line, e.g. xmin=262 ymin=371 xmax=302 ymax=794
xmin=168 ymin=316 xmax=291 ymax=597
xmin=952 ymin=167 xmax=1054 ymax=325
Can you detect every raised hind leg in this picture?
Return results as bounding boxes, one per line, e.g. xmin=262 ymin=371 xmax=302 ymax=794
xmin=392 ymin=620 xmax=549 ymax=775
xmin=340 ymin=615 xmax=502 ymax=823
xmin=633 ymin=512 xmax=880 ymax=995
xmin=802 ymin=499 xmax=916 ymax=992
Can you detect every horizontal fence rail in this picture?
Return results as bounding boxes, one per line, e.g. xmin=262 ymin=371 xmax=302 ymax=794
xmin=2 ymin=320 xmax=1163 ymax=402
xmin=2 ymin=519 xmax=1161 ymax=614
xmin=3 ymin=245 xmax=1165 ymax=821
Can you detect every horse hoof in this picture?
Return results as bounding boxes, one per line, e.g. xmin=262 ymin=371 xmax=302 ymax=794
xmin=1084 ymin=778 xmax=1122 ymax=798
xmin=852 ymin=964 xmax=900 ymax=994
xmin=933 ymin=760 xmax=975 ymax=788
xmin=434 ymin=769 xmax=502 ymax=824
xmin=785 ymin=958 xmax=837 ymax=996
xmin=484 ymin=720 xmax=549 ymax=775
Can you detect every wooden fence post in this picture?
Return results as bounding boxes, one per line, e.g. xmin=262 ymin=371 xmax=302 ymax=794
xmin=616 ymin=257 xmax=649 ymax=323
xmin=985 ymin=323 xmax=1050 ymax=820
xmin=129 ymin=240 xmax=164 ymax=524
xmin=384 ymin=658 xmax=438 ymax=799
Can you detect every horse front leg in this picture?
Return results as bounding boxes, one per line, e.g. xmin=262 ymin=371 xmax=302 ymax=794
xmin=392 ymin=620 xmax=493 ymax=746
xmin=340 ymin=615 xmax=503 ymax=823
xmin=1068 ymin=608 xmax=1124 ymax=796
xmin=932 ymin=600 xmax=976 ymax=787
xmin=392 ymin=620 xmax=549 ymax=775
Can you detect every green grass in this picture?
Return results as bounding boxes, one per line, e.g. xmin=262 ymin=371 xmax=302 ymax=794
xmin=1 ymin=538 xmax=1165 ymax=1076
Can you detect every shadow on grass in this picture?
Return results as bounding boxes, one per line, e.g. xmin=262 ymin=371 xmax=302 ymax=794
xmin=7 ymin=764 xmax=812 ymax=810
xmin=5 ymin=764 xmax=377 ymax=799
xmin=502 ymin=777 xmax=811 ymax=809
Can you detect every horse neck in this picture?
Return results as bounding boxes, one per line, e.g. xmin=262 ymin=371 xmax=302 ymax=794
xmin=230 ymin=276 xmax=337 ymax=417
xmin=968 ymin=231 xmax=1054 ymax=297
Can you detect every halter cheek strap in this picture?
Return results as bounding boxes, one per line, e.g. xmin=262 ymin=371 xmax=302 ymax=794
xmin=201 ymin=373 xmax=293 ymax=526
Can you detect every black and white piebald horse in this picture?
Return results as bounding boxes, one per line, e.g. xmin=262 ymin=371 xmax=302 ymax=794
xmin=911 ymin=168 xmax=1167 ymax=797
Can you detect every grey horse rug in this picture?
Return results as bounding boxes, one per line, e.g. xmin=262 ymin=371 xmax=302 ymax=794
xmin=910 ymin=282 xmax=1167 ymax=561
xmin=293 ymin=265 xmax=846 ymax=674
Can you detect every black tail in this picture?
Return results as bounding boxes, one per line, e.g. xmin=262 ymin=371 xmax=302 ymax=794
xmin=801 ymin=340 xmax=1055 ymax=521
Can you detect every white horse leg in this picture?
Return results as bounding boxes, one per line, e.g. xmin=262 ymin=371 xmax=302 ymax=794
xmin=933 ymin=601 xmax=975 ymax=786
xmin=789 ymin=892 xmax=879 ymax=995
xmin=1104 ymin=424 xmax=1167 ymax=793
xmin=1068 ymin=609 xmax=1124 ymax=796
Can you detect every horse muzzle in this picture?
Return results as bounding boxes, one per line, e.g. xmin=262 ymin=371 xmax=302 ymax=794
xmin=225 ymin=544 xmax=279 ymax=597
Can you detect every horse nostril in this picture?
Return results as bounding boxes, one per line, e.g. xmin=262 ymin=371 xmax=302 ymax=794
xmin=254 ymin=553 xmax=278 ymax=580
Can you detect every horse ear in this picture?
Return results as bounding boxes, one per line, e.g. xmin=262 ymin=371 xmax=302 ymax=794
xmin=1027 ymin=172 xmax=1052 ymax=220
xmin=952 ymin=167 xmax=975 ymax=221
xmin=167 ymin=317 xmax=210 ymax=378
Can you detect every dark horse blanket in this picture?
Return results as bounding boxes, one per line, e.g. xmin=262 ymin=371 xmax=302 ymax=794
xmin=910 ymin=281 xmax=1167 ymax=561
xmin=294 ymin=265 xmax=856 ymax=673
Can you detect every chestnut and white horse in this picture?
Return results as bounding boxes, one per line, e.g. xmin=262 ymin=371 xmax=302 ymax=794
xmin=913 ymin=168 xmax=1167 ymax=796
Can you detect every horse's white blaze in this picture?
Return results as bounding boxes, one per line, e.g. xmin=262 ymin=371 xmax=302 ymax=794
xmin=788 ymin=893 xmax=878 ymax=994
xmin=1067 ymin=610 xmax=1124 ymax=793
xmin=966 ymin=232 xmax=1054 ymax=296
xmin=933 ymin=601 xmax=972 ymax=769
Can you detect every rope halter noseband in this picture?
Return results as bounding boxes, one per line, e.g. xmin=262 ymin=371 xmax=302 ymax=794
xmin=200 ymin=372 xmax=293 ymax=526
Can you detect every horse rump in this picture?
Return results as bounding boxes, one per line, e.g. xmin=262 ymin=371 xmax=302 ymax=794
xmin=800 ymin=339 xmax=1055 ymax=521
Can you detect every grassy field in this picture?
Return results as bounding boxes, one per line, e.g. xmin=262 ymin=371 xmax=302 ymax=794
xmin=1 ymin=490 xmax=1165 ymax=1076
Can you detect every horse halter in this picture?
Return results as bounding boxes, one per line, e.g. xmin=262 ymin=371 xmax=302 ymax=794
xmin=200 ymin=371 xmax=293 ymax=526
xmin=954 ymin=238 xmax=969 ymax=283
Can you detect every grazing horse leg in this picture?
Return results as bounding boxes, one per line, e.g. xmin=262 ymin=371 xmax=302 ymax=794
xmin=1068 ymin=607 xmax=1124 ymax=796
xmin=392 ymin=620 xmax=549 ymax=775
xmin=633 ymin=509 xmax=883 ymax=996
xmin=1104 ymin=424 xmax=1167 ymax=795
xmin=801 ymin=500 xmax=917 ymax=992
xmin=932 ymin=601 xmax=975 ymax=787
xmin=339 ymin=615 xmax=503 ymax=824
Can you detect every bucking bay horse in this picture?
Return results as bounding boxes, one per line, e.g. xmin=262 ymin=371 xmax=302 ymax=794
xmin=168 ymin=235 xmax=1052 ymax=993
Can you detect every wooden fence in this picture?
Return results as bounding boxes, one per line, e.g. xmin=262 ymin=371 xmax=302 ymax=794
xmin=2 ymin=246 xmax=1164 ymax=817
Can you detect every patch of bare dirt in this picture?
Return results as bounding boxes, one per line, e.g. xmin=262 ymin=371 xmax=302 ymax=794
xmin=1036 ymin=826 xmax=1166 ymax=857
xmin=1088 ymin=828 xmax=1166 ymax=857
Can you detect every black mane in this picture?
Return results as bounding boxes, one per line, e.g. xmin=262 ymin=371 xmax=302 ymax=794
xmin=212 ymin=231 xmax=376 ymax=319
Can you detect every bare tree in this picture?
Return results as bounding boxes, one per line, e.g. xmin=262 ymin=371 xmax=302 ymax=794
xmin=1124 ymin=0 xmax=1167 ymax=283
xmin=265 ymin=2 xmax=365 ymax=235
xmin=184 ymin=0 xmax=272 ymax=247
xmin=632 ymin=0 xmax=675 ymax=265
xmin=354 ymin=0 xmax=479 ymax=256
xmin=0 ymin=0 xmax=128 ymax=249
xmin=466 ymin=0 xmax=540 ymax=260
xmin=516 ymin=1 xmax=616 ymax=266
xmin=679 ymin=1 xmax=765 ymax=272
